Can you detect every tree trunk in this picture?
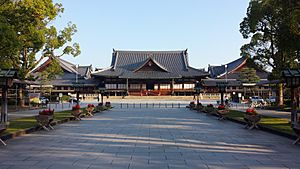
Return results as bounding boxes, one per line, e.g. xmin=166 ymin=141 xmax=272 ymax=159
xmin=277 ymin=83 xmax=284 ymax=106
xmin=18 ymin=86 xmax=25 ymax=107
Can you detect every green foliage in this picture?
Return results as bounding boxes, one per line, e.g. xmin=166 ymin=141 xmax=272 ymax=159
xmin=61 ymin=95 xmax=70 ymax=102
xmin=240 ymin=0 xmax=300 ymax=80
xmin=39 ymin=58 xmax=63 ymax=82
xmin=0 ymin=0 xmax=80 ymax=80
xmin=0 ymin=14 xmax=19 ymax=69
xmin=238 ymin=67 xmax=260 ymax=84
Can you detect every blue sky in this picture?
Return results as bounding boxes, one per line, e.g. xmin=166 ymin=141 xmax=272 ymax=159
xmin=53 ymin=0 xmax=250 ymax=70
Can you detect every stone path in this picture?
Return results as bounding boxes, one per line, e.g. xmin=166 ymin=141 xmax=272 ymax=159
xmin=1 ymin=107 xmax=300 ymax=169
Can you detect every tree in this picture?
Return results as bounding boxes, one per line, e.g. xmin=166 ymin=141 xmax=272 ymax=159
xmin=238 ymin=67 xmax=260 ymax=84
xmin=240 ymin=0 xmax=300 ymax=106
xmin=38 ymin=58 xmax=63 ymax=95
xmin=238 ymin=67 xmax=260 ymax=96
xmin=0 ymin=1 xmax=19 ymax=68
xmin=0 ymin=0 xmax=80 ymax=106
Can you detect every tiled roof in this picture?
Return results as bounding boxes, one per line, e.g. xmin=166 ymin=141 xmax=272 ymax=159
xmin=208 ymin=57 xmax=269 ymax=80
xmin=93 ymin=49 xmax=209 ymax=79
xmin=33 ymin=57 xmax=92 ymax=79
xmin=209 ymin=57 xmax=246 ymax=78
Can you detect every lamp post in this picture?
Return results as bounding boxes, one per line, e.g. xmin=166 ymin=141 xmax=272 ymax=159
xmin=194 ymin=81 xmax=202 ymax=105
xmin=282 ymin=69 xmax=300 ymax=124
xmin=73 ymin=82 xmax=84 ymax=106
xmin=98 ymin=87 xmax=106 ymax=106
xmin=216 ymin=81 xmax=228 ymax=105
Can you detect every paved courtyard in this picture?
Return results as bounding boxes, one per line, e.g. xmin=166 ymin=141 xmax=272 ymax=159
xmin=1 ymin=107 xmax=300 ymax=169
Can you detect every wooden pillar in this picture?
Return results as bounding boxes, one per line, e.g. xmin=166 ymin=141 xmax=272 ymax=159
xmin=171 ymin=79 xmax=174 ymax=94
xmin=126 ymin=78 xmax=129 ymax=95
xmin=76 ymin=91 xmax=80 ymax=106
xmin=220 ymin=91 xmax=224 ymax=105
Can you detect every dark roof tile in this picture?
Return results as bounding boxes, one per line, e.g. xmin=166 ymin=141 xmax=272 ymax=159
xmin=93 ymin=50 xmax=208 ymax=79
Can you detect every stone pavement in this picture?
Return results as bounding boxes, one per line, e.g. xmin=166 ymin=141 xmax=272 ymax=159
xmin=1 ymin=107 xmax=300 ymax=169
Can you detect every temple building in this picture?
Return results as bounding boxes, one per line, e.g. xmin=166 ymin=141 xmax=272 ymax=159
xmin=92 ymin=49 xmax=209 ymax=96
xmin=31 ymin=57 xmax=99 ymax=100
xmin=202 ymin=57 xmax=272 ymax=101
xmin=30 ymin=50 xmax=273 ymax=100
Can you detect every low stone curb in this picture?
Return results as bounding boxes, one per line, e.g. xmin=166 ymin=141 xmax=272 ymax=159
xmin=0 ymin=110 xmax=106 ymax=142
xmin=191 ymin=108 xmax=298 ymax=140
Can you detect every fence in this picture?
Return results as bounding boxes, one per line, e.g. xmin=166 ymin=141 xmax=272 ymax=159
xmin=115 ymin=103 xmax=184 ymax=109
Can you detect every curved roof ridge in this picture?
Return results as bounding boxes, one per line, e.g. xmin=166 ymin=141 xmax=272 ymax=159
xmin=55 ymin=57 xmax=78 ymax=74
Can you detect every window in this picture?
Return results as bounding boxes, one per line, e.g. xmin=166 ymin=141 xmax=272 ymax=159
xmin=105 ymin=84 xmax=117 ymax=89
xmin=160 ymin=84 xmax=170 ymax=90
xmin=118 ymin=84 xmax=126 ymax=89
xmin=184 ymin=84 xmax=195 ymax=89
xmin=173 ymin=84 xmax=182 ymax=89
xmin=130 ymin=84 xmax=140 ymax=89
xmin=154 ymin=84 xmax=159 ymax=90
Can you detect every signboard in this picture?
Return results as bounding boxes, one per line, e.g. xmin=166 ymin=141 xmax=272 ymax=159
xmin=238 ymin=93 xmax=242 ymax=98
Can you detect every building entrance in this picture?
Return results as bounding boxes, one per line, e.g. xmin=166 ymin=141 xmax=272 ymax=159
xmin=146 ymin=83 xmax=154 ymax=90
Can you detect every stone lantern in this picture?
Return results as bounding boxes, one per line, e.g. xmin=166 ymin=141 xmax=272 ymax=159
xmin=282 ymin=69 xmax=300 ymax=144
xmin=216 ymin=81 xmax=228 ymax=105
xmin=0 ymin=69 xmax=18 ymax=124
xmin=194 ymin=81 xmax=202 ymax=105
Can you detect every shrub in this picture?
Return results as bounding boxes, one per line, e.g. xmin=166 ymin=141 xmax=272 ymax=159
xmin=61 ymin=95 xmax=70 ymax=102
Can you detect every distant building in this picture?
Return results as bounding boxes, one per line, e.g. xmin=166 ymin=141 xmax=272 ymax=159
xmin=203 ymin=57 xmax=271 ymax=101
xmin=31 ymin=51 xmax=273 ymax=100
xmin=93 ymin=49 xmax=209 ymax=96
xmin=31 ymin=57 xmax=98 ymax=100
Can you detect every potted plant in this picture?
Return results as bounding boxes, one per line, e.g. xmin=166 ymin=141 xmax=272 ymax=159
xmin=205 ymin=104 xmax=215 ymax=115
xmin=217 ymin=104 xmax=229 ymax=120
xmin=71 ymin=104 xmax=83 ymax=119
xmin=86 ymin=104 xmax=95 ymax=116
xmin=244 ymin=107 xmax=261 ymax=129
xmin=39 ymin=109 xmax=54 ymax=116
xmin=72 ymin=104 xmax=81 ymax=112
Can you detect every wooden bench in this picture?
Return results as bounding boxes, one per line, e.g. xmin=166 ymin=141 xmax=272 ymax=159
xmin=292 ymin=123 xmax=300 ymax=145
xmin=0 ymin=124 xmax=7 ymax=146
xmin=244 ymin=114 xmax=261 ymax=130
xmin=35 ymin=115 xmax=54 ymax=131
